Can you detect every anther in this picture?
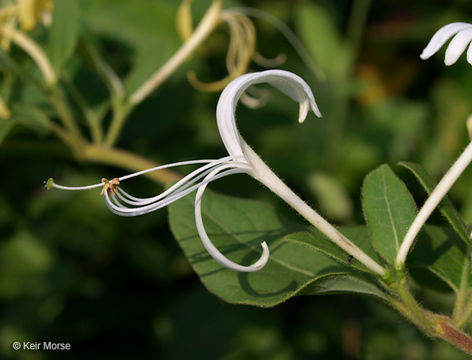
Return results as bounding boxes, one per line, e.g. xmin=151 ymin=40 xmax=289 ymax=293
xmin=101 ymin=178 xmax=120 ymax=196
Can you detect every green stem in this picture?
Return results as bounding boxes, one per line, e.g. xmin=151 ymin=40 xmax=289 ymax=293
xmin=81 ymin=144 xmax=182 ymax=185
xmin=396 ymin=279 xmax=431 ymax=331
xmin=62 ymin=78 xmax=103 ymax=144
xmin=453 ymin=248 xmax=471 ymax=326
xmin=128 ymin=0 xmax=222 ymax=107
xmin=8 ymin=27 xmax=56 ymax=86
xmin=48 ymin=88 xmax=84 ymax=143
xmin=389 ymin=286 xmax=472 ymax=355
xmin=103 ymin=102 xmax=131 ymax=147
xmin=455 ymin=294 xmax=472 ymax=329
xmin=102 ymin=0 xmax=223 ymax=148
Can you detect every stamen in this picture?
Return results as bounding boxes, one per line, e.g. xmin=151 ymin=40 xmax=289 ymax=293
xmin=230 ymin=6 xmax=326 ymax=80
xmin=101 ymin=178 xmax=120 ymax=196
xmin=103 ymin=164 xmax=249 ymax=217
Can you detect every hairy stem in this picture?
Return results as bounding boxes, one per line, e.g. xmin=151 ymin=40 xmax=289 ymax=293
xmin=243 ymin=143 xmax=386 ymax=276
xmin=455 ymin=292 xmax=472 ymax=329
xmin=81 ymin=144 xmax=182 ymax=185
xmin=395 ymin=279 xmax=430 ymax=331
xmin=437 ymin=320 xmax=472 ymax=355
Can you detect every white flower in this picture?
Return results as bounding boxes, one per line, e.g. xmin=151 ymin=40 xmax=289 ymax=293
xmin=49 ymin=70 xmax=321 ymax=272
xmin=420 ymin=22 xmax=472 ymax=65
xmin=49 ymin=69 xmax=386 ymax=276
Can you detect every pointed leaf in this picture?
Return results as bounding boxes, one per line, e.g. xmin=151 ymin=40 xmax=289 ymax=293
xmin=399 ymin=161 xmax=471 ymax=245
xmin=409 ymin=225 xmax=470 ymax=293
xmin=169 ymin=190 xmax=386 ymax=306
xmin=362 ymin=164 xmax=417 ymax=264
xmin=48 ymin=0 xmax=80 ymax=73
xmin=286 ymin=226 xmax=383 ymax=273
xmin=299 ymin=274 xmax=388 ymax=301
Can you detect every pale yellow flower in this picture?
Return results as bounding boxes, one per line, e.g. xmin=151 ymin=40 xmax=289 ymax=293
xmin=176 ymin=0 xmax=256 ymax=92
xmin=0 ymin=0 xmax=53 ymax=49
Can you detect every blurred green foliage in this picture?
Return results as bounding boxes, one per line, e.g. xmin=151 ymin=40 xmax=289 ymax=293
xmin=3 ymin=0 xmax=472 ymax=358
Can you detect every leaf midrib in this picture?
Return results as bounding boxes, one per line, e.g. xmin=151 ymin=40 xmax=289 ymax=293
xmin=382 ymin=170 xmax=400 ymax=251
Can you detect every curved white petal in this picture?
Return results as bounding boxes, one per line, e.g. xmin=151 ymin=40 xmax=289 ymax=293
xmin=420 ymin=22 xmax=472 ymax=60
xmin=445 ymin=28 xmax=472 ymax=65
xmin=466 ymin=40 xmax=472 ymax=65
xmin=216 ymin=69 xmax=322 ymax=160
xmin=194 ymin=164 xmax=270 ymax=272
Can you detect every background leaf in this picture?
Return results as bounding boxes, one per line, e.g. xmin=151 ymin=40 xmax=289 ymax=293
xmin=362 ymin=164 xmax=417 ymax=264
xmin=409 ymin=225 xmax=470 ymax=293
xmin=48 ymin=0 xmax=80 ymax=73
xmin=0 ymin=119 xmax=15 ymax=146
xmin=12 ymin=105 xmax=50 ymax=135
xmin=306 ymin=171 xmax=353 ymax=221
xmin=169 ymin=190 xmax=387 ymax=306
xmin=80 ymin=0 xmax=181 ymax=94
xmin=295 ymin=2 xmax=349 ymax=78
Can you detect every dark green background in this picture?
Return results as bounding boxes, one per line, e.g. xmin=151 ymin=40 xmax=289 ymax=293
xmin=2 ymin=0 xmax=472 ymax=358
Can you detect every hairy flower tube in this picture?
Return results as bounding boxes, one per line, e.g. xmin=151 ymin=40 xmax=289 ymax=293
xmin=420 ymin=22 xmax=472 ymax=65
xmin=396 ymin=23 xmax=472 ymax=268
xmin=49 ymin=69 xmax=386 ymax=276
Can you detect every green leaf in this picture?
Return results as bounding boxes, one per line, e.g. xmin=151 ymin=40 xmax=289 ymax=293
xmin=299 ymin=274 xmax=388 ymax=301
xmin=362 ymin=164 xmax=417 ymax=264
xmin=399 ymin=161 xmax=471 ymax=246
xmin=409 ymin=225 xmax=470 ymax=293
xmin=169 ymin=190 xmax=387 ymax=306
xmin=48 ymin=0 xmax=80 ymax=73
xmin=286 ymin=226 xmax=383 ymax=273
xmin=295 ymin=3 xmax=349 ymax=77
xmin=0 ymin=49 xmax=41 ymax=86
xmin=0 ymin=119 xmax=15 ymax=146
xmin=12 ymin=105 xmax=51 ymax=135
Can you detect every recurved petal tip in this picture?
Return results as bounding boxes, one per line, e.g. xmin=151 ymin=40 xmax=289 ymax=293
xmin=249 ymin=241 xmax=270 ymax=270
xmin=420 ymin=22 xmax=472 ymax=62
xmin=217 ymin=70 xmax=322 ymax=159
xmin=419 ymin=51 xmax=430 ymax=60
xmin=298 ymin=100 xmax=309 ymax=123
